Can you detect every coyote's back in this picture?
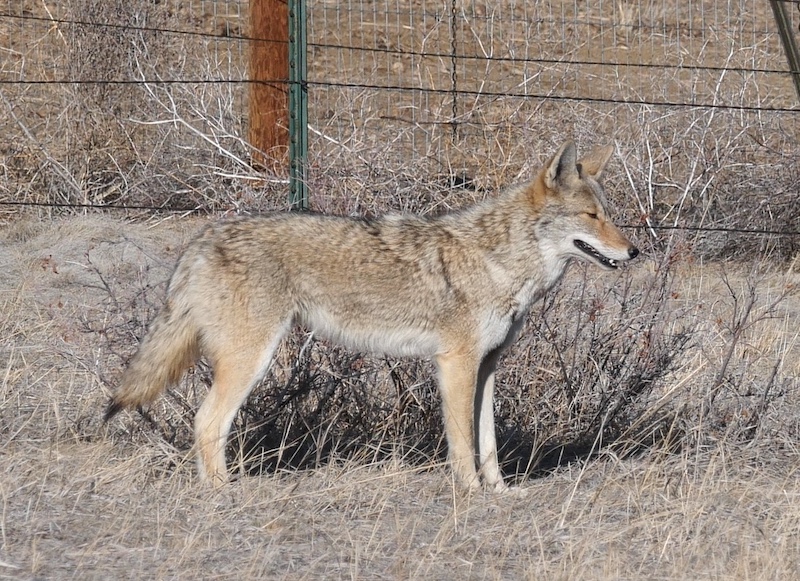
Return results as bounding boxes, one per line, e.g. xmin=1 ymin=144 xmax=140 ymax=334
xmin=106 ymin=141 xmax=639 ymax=491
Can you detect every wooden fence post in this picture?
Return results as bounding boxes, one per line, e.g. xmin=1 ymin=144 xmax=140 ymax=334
xmin=249 ymin=0 xmax=289 ymax=171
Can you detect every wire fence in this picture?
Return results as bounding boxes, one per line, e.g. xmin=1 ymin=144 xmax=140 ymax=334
xmin=0 ymin=1 xmax=799 ymax=255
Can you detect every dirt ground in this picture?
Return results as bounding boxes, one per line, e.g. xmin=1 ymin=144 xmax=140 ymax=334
xmin=1 ymin=214 xmax=799 ymax=580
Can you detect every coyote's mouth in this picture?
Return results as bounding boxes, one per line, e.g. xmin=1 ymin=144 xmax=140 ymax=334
xmin=574 ymin=240 xmax=618 ymax=269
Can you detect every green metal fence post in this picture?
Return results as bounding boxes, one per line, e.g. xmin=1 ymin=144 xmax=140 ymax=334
xmin=288 ymin=0 xmax=309 ymax=210
xmin=769 ymin=0 xmax=800 ymax=104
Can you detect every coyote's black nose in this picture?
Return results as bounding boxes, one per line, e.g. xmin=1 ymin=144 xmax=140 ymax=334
xmin=629 ymin=247 xmax=640 ymax=259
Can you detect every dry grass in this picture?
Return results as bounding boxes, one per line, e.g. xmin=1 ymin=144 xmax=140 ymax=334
xmin=4 ymin=440 xmax=800 ymax=579
xmin=1 ymin=215 xmax=799 ymax=579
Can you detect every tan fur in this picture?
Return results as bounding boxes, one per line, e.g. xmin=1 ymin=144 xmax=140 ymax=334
xmin=106 ymin=141 xmax=639 ymax=491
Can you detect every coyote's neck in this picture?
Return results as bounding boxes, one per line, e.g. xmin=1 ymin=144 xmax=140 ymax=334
xmin=440 ymin=185 xmax=568 ymax=308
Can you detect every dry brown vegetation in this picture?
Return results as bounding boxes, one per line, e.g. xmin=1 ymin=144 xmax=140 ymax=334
xmin=2 ymin=214 xmax=799 ymax=579
xmin=2 ymin=1 xmax=800 ymax=579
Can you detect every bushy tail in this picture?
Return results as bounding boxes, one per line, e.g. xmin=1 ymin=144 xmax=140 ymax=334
xmin=105 ymin=303 xmax=199 ymax=421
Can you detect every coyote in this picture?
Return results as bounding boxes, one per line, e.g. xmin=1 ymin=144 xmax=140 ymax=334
xmin=106 ymin=141 xmax=639 ymax=491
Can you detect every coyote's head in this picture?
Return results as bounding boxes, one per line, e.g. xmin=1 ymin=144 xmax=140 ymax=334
xmin=533 ymin=141 xmax=639 ymax=270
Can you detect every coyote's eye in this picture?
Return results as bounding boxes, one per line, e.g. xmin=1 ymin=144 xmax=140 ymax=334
xmin=585 ymin=212 xmax=599 ymax=220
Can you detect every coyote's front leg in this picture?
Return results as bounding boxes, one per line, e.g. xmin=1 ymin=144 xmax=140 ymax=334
xmin=436 ymin=350 xmax=480 ymax=489
xmin=475 ymin=318 xmax=524 ymax=492
xmin=475 ymin=357 xmax=505 ymax=492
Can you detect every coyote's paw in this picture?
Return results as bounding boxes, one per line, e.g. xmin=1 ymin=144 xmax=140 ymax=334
xmin=491 ymin=482 xmax=529 ymax=497
xmin=490 ymin=480 xmax=507 ymax=493
xmin=504 ymin=485 xmax=530 ymax=498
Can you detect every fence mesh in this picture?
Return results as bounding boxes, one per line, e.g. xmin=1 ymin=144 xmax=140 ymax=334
xmin=308 ymin=1 xmax=796 ymax=169
xmin=1 ymin=1 xmax=798 ymax=255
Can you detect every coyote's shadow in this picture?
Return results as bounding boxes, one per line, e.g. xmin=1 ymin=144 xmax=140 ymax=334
xmin=233 ymin=422 xmax=652 ymax=484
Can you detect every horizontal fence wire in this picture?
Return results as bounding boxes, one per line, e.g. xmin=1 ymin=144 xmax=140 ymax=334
xmin=2 ymin=11 xmax=799 ymax=77
xmin=1 ymin=2 xmax=799 ymax=249
xmin=2 ymin=11 xmax=799 ymax=106
xmin=1 ymin=77 xmax=797 ymax=114
xmin=1 ymin=198 xmax=798 ymax=239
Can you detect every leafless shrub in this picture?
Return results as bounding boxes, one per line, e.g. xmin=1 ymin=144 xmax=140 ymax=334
xmin=232 ymin=337 xmax=443 ymax=476
xmin=77 ymin=237 xmax=206 ymax=447
xmin=611 ymin=106 xmax=800 ymax=262
xmin=62 ymin=0 xmax=166 ymax=206
xmin=0 ymin=0 xmax=282 ymax=214
xmin=494 ymin=251 xmax=693 ymax=480
xmin=684 ymin=263 xmax=799 ymax=446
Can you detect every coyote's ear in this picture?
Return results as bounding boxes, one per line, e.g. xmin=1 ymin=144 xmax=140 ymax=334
xmin=577 ymin=144 xmax=614 ymax=179
xmin=544 ymin=141 xmax=579 ymax=189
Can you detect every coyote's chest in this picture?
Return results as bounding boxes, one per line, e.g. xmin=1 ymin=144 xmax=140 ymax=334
xmin=476 ymin=275 xmax=546 ymax=353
